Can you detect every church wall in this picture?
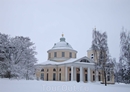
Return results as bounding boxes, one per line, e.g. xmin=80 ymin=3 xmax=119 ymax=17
xmin=36 ymin=65 xmax=114 ymax=84
xmin=48 ymin=50 xmax=77 ymax=61
xmin=36 ymin=65 xmax=66 ymax=81
xmin=58 ymin=66 xmax=66 ymax=81
xmin=84 ymin=68 xmax=87 ymax=82
xmin=36 ymin=69 xmax=41 ymax=80
xmin=87 ymin=50 xmax=100 ymax=63
xmin=101 ymin=70 xmax=115 ymax=84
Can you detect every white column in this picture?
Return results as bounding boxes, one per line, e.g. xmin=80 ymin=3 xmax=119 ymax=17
xmin=71 ymin=66 xmax=73 ymax=81
xmin=88 ymin=67 xmax=91 ymax=82
xmin=74 ymin=67 xmax=76 ymax=81
xmin=96 ymin=70 xmax=98 ymax=82
xmin=80 ymin=67 xmax=83 ymax=82
xmin=65 ymin=66 xmax=68 ymax=81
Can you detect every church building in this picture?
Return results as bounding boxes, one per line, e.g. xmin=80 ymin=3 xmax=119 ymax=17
xmin=35 ymin=34 xmax=114 ymax=84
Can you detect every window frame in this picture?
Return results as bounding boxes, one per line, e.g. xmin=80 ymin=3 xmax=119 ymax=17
xmin=69 ymin=52 xmax=72 ymax=58
xmin=54 ymin=52 xmax=57 ymax=57
xmin=62 ymin=52 xmax=65 ymax=57
xmin=53 ymin=73 xmax=56 ymax=81
xmin=41 ymin=73 xmax=44 ymax=80
xmin=69 ymin=73 xmax=71 ymax=81
xmin=59 ymin=73 xmax=61 ymax=81
xmin=49 ymin=53 xmax=51 ymax=58
xmin=41 ymin=69 xmax=44 ymax=72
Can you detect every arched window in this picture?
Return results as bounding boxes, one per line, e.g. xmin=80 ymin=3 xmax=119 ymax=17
xmin=85 ymin=69 xmax=87 ymax=72
xmin=91 ymin=54 xmax=94 ymax=60
xmin=76 ymin=68 xmax=80 ymax=72
xmin=93 ymin=71 xmax=95 ymax=74
xmin=69 ymin=68 xmax=71 ymax=71
xmin=53 ymin=68 xmax=56 ymax=71
xmin=80 ymin=59 xmax=89 ymax=63
xmin=59 ymin=68 xmax=61 ymax=71
xmin=41 ymin=69 xmax=44 ymax=72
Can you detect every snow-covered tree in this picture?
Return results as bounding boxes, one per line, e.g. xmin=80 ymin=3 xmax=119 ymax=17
xmin=0 ymin=33 xmax=37 ymax=79
xmin=0 ymin=33 xmax=9 ymax=77
xmin=120 ymin=28 xmax=130 ymax=83
xmin=91 ymin=28 xmax=111 ymax=86
xmin=111 ymin=58 xmax=122 ymax=83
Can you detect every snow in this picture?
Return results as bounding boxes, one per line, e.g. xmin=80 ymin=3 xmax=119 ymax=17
xmin=0 ymin=79 xmax=130 ymax=92
xmin=51 ymin=41 xmax=73 ymax=50
xmin=36 ymin=56 xmax=94 ymax=66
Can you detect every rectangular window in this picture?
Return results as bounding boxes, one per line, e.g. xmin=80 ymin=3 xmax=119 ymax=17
xmin=62 ymin=52 xmax=65 ymax=57
xmin=41 ymin=73 xmax=44 ymax=80
xmin=69 ymin=73 xmax=71 ymax=81
xmin=69 ymin=52 xmax=72 ymax=58
xmin=75 ymin=53 xmax=76 ymax=58
xmin=91 ymin=57 xmax=94 ymax=60
xmin=53 ymin=73 xmax=56 ymax=81
xmin=54 ymin=52 xmax=57 ymax=57
xmin=98 ymin=75 xmax=101 ymax=81
xmin=107 ymin=76 xmax=110 ymax=81
xmin=85 ymin=74 xmax=87 ymax=81
xmin=59 ymin=73 xmax=61 ymax=81
xmin=49 ymin=53 xmax=51 ymax=58
xmin=47 ymin=73 xmax=48 ymax=81
xmin=93 ymin=75 xmax=95 ymax=81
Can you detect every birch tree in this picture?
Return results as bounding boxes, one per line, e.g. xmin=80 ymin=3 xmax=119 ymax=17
xmin=91 ymin=28 xmax=110 ymax=86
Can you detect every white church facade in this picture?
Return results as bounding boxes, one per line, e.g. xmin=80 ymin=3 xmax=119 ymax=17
xmin=35 ymin=34 xmax=114 ymax=84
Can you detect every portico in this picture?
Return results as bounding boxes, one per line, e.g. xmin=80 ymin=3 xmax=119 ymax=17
xmin=64 ymin=60 xmax=95 ymax=82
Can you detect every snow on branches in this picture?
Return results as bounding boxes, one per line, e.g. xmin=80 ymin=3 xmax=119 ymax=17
xmin=0 ymin=33 xmax=37 ymax=79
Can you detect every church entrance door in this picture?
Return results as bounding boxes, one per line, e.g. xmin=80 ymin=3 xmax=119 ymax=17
xmin=77 ymin=73 xmax=80 ymax=82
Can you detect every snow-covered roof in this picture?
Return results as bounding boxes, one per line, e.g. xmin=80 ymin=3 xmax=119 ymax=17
xmin=48 ymin=35 xmax=76 ymax=51
xmin=36 ymin=56 xmax=95 ymax=66
xmin=52 ymin=41 xmax=73 ymax=50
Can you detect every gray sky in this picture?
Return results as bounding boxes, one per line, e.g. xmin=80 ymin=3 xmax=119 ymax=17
xmin=0 ymin=0 xmax=130 ymax=63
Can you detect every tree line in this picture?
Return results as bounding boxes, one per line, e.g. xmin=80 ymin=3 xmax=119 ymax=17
xmin=92 ymin=27 xmax=130 ymax=85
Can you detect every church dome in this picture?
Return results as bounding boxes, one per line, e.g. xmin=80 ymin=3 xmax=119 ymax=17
xmin=47 ymin=34 xmax=77 ymax=62
xmin=52 ymin=36 xmax=73 ymax=50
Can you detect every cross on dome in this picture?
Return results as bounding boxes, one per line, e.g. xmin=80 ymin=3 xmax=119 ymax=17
xmin=60 ymin=34 xmax=65 ymax=42
xmin=62 ymin=34 xmax=64 ymax=37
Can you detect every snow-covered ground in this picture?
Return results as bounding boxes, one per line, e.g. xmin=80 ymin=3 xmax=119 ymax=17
xmin=0 ymin=79 xmax=130 ymax=92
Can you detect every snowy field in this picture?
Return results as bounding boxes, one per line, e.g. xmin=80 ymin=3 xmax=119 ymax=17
xmin=0 ymin=79 xmax=130 ymax=92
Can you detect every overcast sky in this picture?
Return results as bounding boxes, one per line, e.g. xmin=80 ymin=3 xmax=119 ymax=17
xmin=0 ymin=0 xmax=130 ymax=63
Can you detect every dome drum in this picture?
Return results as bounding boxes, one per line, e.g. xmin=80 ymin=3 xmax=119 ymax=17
xmin=47 ymin=35 xmax=77 ymax=62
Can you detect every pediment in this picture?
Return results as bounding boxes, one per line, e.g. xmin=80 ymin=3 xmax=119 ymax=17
xmin=73 ymin=56 xmax=95 ymax=64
